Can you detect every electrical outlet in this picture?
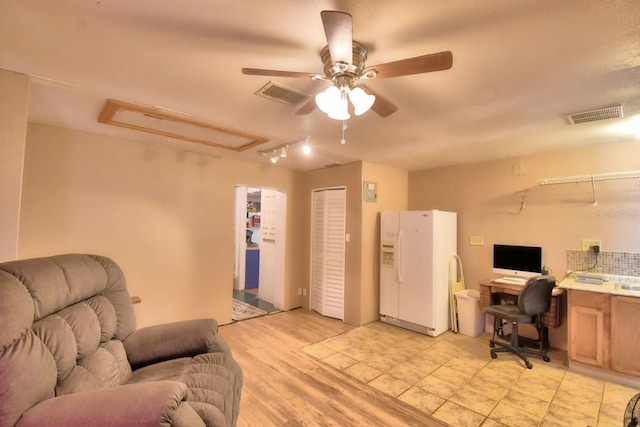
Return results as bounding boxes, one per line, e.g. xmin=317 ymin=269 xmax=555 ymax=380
xmin=469 ymin=235 xmax=484 ymax=246
xmin=581 ymin=239 xmax=602 ymax=251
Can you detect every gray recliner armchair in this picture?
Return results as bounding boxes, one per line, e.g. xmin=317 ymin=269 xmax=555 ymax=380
xmin=0 ymin=254 xmax=242 ymax=426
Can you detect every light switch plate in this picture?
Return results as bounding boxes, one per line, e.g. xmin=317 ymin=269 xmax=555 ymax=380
xmin=470 ymin=235 xmax=484 ymax=246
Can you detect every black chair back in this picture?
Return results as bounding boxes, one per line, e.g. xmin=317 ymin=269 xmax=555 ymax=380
xmin=518 ymin=275 xmax=556 ymax=315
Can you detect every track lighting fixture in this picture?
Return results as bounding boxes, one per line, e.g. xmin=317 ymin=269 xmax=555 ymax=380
xmin=270 ymin=150 xmax=279 ymax=164
xmin=258 ymin=137 xmax=311 ymax=164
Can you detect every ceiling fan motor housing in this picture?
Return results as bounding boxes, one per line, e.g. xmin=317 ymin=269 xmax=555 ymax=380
xmin=321 ymin=41 xmax=369 ymax=87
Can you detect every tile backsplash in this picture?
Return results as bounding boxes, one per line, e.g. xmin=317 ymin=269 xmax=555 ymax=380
xmin=567 ymin=250 xmax=640 ymax=276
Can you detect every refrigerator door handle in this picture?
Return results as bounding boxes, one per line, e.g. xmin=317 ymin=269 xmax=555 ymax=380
xmin=396 ymin=230 xmax=403 ymax=283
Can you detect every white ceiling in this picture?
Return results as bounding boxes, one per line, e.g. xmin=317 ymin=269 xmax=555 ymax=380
xmin=2 ymin=0 xmax=640 ymax=172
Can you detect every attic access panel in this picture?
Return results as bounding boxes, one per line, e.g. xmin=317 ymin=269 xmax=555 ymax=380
xmin=98 ymin=99 xmax=268 ymax=151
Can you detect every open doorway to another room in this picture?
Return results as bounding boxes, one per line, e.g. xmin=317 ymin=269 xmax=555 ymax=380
xmin=233 ymin=186 xmax=286 ymax=322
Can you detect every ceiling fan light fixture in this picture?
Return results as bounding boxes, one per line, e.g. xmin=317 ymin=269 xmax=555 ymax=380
xmin=328 ymin=96 xmax=350 ymax=120
xmin=316 ymin=86 xmax=350 ymax=120
xmin=349 ymin=87 xmax=375 ymax=115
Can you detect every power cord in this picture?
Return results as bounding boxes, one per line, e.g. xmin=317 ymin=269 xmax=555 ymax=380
xmin=589 ymin=245 xmax=600 ymax=270
xmin=566 ymin=245 xmax=601 ymax=277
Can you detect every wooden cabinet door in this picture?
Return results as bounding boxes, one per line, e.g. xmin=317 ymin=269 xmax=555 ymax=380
xmin=568 ymin=305 xmax=604 ymax=367
xmin=610 ymin=296 xmax=640 ymax=376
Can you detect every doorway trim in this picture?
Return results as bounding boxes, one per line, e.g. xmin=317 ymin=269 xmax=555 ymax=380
xmin=234 ymin=185 xmax=286 ymax=311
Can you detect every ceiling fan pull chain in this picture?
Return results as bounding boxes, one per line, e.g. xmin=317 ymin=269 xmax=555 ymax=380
xmin=340 ymin=120 xmax=348 ymax=145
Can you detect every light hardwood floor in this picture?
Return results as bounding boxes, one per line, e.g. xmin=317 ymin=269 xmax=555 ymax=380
xmin=219 ymin=309 xmax=448 ymax=426
xmin=221 ymin=308 xmax=640 ymax=426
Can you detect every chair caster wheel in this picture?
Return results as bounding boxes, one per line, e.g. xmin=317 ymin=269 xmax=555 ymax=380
xmin=525 ymin=361 xmax=533 ymax=369
xmin=490 ymin=351 xmax=497 ymax=359
xmin=543 ymin=355 xmax=550 ymax=362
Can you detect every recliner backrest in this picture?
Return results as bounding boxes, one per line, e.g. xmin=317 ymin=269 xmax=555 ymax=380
xmin=517 ymin=275 xmax=556 ymax=315
xmin=0 ymin=254 xmax=137 ymax=426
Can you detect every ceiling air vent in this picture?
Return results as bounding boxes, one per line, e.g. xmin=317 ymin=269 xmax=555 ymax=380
xmin=567 ymin=105 xmax=623 ymax=125
xmin=255 ymin=81 xmax=310 ymax=106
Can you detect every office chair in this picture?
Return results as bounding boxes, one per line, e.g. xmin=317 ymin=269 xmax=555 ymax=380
xmin=483 ymin=275 xmax=556 ymax=369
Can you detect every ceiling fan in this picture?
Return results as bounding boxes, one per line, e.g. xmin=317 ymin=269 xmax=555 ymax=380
xmin=242 ymin=10 xmax=453 ymax=119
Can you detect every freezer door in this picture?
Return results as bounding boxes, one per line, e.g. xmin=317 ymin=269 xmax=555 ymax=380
xmin=397 ymin=211 xmax=434 ymax=327
xmin=380 ymin=211 xmax=399 ymax=317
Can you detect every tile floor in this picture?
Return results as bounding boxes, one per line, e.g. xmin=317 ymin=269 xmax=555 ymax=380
xmin=302 ymin=321 xmax=640 ymax=427
xmin=233 ymin=289 xmax=279 ymax=314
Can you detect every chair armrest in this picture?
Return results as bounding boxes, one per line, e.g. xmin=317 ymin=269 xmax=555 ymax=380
xmin=17 ymin=381 xmax=187 ymax=427
xmin=123 ymin=319 xmax=220 ymax=367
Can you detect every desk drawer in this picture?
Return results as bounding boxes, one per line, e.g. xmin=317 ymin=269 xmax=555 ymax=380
xmin=479 ymin=281 xmax=566 ymax=328
xmin=542 ymin=291 xmax=565 ymax=328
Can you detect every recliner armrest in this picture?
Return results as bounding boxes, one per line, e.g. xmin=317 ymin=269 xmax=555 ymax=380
xmin=123 ymin=319 xmax=221 ymax=367
xmin=17 ymin=381 xmax=189 ymax=427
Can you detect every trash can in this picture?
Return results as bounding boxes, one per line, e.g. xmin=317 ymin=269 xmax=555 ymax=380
xmin=455 ymin=289 xmax=485 ymax=337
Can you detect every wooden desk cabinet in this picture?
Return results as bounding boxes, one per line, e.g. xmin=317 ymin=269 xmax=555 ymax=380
xmin=479 ymin=280 xmax=565 ymax=328
xmin=610 ymin=295 xmax=640 ymax=376
xmin=567 ymin=289 xmax=607 ymax=367
xmin=568 ymin=289 xmax=640 ymax=376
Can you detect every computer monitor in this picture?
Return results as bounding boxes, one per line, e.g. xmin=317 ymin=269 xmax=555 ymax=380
xmin=493 ymin=244 xmax=542 ymax=278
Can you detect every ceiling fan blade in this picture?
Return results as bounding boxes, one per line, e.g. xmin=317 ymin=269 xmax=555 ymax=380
xmin=359 ymin=84 xmax=398 ymax=118
xmin=295 ymin=97 xmax=317 ymax=115
xmin=366 ymin=51 xmax=453 ymax=79
xmin=321 ymin=10 xmax=353 ymax=66
xmin=242 ymin=68 xmax=318 ymax=79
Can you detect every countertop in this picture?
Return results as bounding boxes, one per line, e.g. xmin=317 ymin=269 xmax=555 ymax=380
xmin=558 ymin=273 xmax=640 ymax=297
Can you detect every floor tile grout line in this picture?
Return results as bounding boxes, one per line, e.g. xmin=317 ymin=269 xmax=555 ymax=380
xmin=302 ymin=322 xmax=639 ymax=427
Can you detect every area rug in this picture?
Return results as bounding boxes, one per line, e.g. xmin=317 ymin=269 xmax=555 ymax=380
xmin=232 ymin=298 xmax=268 ymax=321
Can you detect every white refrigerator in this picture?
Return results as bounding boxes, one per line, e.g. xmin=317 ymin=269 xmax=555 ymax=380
xmin=380 ymin=210 xmax=457 ymax=337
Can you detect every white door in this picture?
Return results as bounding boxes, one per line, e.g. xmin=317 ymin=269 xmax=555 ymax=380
xmin=398 ymin=211 xmax=434 ymax=327
xmin=380 ymin=211 xmax=400 ymax=318
xmin=233 ymin=186 xmax=248 ymax=290
xmin=258 ymin=189 xmax=286 ymax=310
xmin=310 ymin=187 xmax=346 ymax=320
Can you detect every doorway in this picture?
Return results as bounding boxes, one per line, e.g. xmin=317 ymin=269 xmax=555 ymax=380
xmin=310 ymin=187 xmax=346 ymax=321
xmin=233 ymin=186 xmax=286 ymax=321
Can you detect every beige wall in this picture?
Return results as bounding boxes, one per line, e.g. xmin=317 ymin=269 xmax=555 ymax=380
xmin=297 ymin=162 xmax=363 ymax=325
xmin=21 ymin=123 xmax=299 ymax=327
xmin=12 ymin=104 xmax=640 ymax=343
xmin=360 ymin=162 xmax=408 ymax=324
xmin=408 ymin=140 xmax=640 ymax=348
xmin=294 ymin=161 xmax=408 ymax=327
xmin=0 ymin=70 xmax=29 ymax=262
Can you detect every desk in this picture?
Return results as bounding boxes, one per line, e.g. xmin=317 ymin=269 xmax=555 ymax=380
xmin=479 ymin=280 xmax=566 ymax=328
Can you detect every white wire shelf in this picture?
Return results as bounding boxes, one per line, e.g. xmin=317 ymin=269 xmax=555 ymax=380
xmin=536 ymin=170 xmax=640 ymax=206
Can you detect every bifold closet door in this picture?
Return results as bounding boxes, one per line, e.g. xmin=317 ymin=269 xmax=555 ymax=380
xmin=310 ymin=187 xmax=346 ymax=320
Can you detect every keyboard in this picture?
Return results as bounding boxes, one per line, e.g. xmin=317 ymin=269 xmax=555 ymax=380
xmin=493 ymin=277 xmax=527 ymax=285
